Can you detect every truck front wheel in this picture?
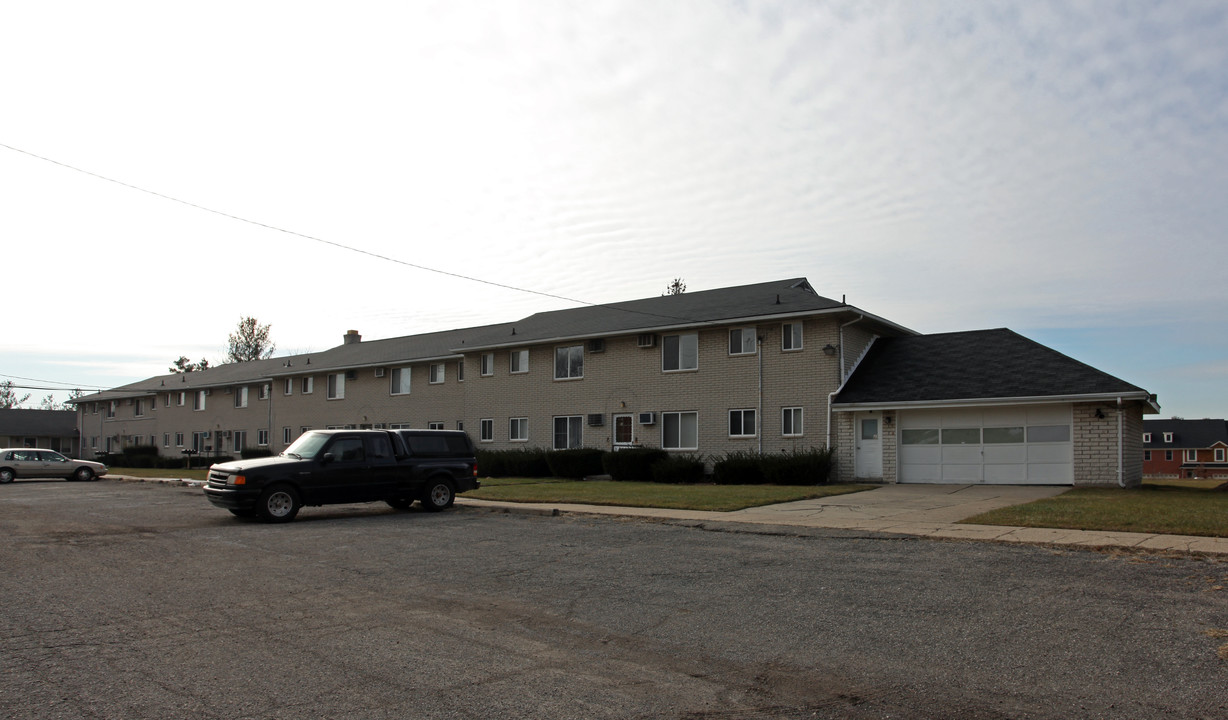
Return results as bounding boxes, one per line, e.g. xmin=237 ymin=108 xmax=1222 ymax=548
xmin=257 ymin=484 xmax=301 ymax=523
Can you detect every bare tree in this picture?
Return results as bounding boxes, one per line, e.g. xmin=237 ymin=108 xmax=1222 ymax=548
xmin=226 ymin=316 xmax=276 ymax=363
xmin=663 ymin=278 xmax=687 ymax=295
xmin=0 ymin=380 xmax=30 ymax=409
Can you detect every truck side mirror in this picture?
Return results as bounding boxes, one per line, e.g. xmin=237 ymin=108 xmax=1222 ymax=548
xmin=321 ymin=453 xmax=335 ymax=464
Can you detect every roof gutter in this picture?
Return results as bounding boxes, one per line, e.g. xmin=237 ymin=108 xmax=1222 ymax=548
xmin=832 ymin=391 xmax=1159 ymax=412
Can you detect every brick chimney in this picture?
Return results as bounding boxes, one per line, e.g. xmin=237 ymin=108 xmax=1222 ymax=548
xmin=343 ymin=330 xmax=361 ymax=345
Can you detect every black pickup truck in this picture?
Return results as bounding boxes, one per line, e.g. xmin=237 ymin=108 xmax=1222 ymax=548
xmin=203 ymin=429 xmax=479 ymax=523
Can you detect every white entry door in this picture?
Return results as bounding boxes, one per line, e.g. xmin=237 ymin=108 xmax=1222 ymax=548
xmin=613 ymin=414 xmax=635 ymax=449
xmin=855 ymin=413 xmax=883 ymax=478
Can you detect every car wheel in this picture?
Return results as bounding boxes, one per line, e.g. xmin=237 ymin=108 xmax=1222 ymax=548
xmin=385 ymin=498 xmax=413 ymax=511
xmin=420 ymin=479 xmax=455 ymax=512
xmin=0 ymin=468 xmax=14 ymax=484
xmin=74 ymin=467 xmax=95 ymax=482
xmin=257 ymin=485 xmax=301 ymax=523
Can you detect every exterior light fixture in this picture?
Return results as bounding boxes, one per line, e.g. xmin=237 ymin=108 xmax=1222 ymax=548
xmin=823 ymin=344 xmax=838 ymax=356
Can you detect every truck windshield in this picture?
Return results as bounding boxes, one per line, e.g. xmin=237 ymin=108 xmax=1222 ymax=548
xmin=282 ymin=432 xmax=330 ymax=459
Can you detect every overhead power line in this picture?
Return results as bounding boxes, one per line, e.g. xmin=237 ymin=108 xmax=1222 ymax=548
xmin=0 ymin=142 xmax=695 ymax=325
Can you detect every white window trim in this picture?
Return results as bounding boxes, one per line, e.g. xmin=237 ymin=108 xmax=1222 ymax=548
xmin=284 ymin=379 xmax=293 ymax=396
xmin=427 ymin=421 xmax=445 ymax=430
xmin=326 ymin=373 xmax=345 ymax=400
xmin=662 ymin=411 xmax=699 ymax=451
xmin=1216 ymin=448 xmax=1226 ymax=462
xmin=480 ymin=353 xmax=494 ymax=377
xmin=729 ymin=327 xmax=757 ymax=356
xmin=782 ymin=407 xmax=803 ymax=437
xmin=389 ymin=367 xmax=411 ymax=396
xmin=510 ymin=349 xmax=529 ymax=374
xmin=783 ymin=322 xmax=804 ymax=351
xmin=662 ymin=333 xmax=699 ymax=373
xmin=235 ymin=386 xmax=249 ymax=408
xmin=430 ymin=363 xmax=446 ymax=384
xmin=552 ymin=415 xmax=583 ymax=450
xmin=729 ymin=409 xmax=757 ymax=438
xmin=1164 ymin=432 xmax=1173 ymax=443
xmin=257 ymin=429 xmax=269 ymax=446
xmin=510 ymin=417 xmax=528 ymax=442
xmin=554 ymin=345 xmax=583 ymax=380
xmin=1185 ymin=449 xmax=1197 ymax=462
xmin=302 ymin=377 xmax=314 ymax=395
xmin=480 ymin=418 xmax=494 ymax=442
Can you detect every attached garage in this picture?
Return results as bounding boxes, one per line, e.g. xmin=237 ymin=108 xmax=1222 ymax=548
xmin=833 ymin=329 xmax=1160 ymax=487
xmin=897 ymin=404 xmax=1072 ymax=484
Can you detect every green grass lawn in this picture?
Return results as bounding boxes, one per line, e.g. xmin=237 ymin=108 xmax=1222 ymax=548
xmin=469 ymin=477 xmax=874 ymax=512
xmin=964 ymin=479 xmax=1228 ymax=538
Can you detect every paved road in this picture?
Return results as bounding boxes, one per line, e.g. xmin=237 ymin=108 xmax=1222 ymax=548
xmin=1 ymin=480 xmax=1225 ymax=719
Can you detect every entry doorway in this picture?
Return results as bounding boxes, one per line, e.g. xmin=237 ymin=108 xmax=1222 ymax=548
xmin=613 ymin=414 xmax=635 ymax=449
xmin=855 ymin=412 xmax=883 ymax=478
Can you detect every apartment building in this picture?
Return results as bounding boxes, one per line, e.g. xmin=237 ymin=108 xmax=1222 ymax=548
xmin=74 ymin=278 xmax=1158 ymax=486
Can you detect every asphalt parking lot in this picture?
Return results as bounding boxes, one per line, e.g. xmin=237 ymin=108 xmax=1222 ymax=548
xmin=2 ymin=480 xmax=1225 ymax=719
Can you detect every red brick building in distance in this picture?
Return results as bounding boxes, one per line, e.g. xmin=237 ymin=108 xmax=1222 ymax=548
xmin=1142 ymin=418 xmax=1228 ymax=479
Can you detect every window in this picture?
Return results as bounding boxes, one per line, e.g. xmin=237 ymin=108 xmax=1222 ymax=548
xmin=729 ymin=409 xmax=756 ymax=437
xmin=783 ymin=322 xmax=803 ymax=351
xmin=553 ymin=416 xmax=583 ymax=449
xmin=943 ymin=428 xmax=980 ymax=445
xmin=457 ymin=421 xmax=464 ymax=431
xmin=258 ymin=384 xmax=269 ymax=400
xmin=1217 ymin=448 xmax=1226 ymax=462
xmin=1165 ymin=450 xmax=1173 ymax=461
xmin=1142 ymin=432 xmax=1151 ymax=443
xmin=327 ymin=373 xmax=345 ymax=400
xmin=302 ymin=377 xmax=314 ymax=394
xmin=107 ymin=401 xmax=116 ymax=418
xmin=193 ymin=391 xmax=206 ymax=411
xmin=301 ymin=426 xmax=312 ymax=436
xmin=457 ymin=360 xmax=464 ymax=382
xmin=429 ymin=363 xmax=445 ymax=384
xmin=427 ymin=422 xmax=444 ymax=430
xmin=480 ymin=353 xmax=494 ymax=376
xmin=283 ymin=427 xmax=292 ymax=444
xmin=233 ymin=431 xmax=247 ymax=453
xmin=1144 ymin=450 xmax=1152 ymax=461
xmin=390 ymin=367 xmax=411 ymax=395
xmin=510 ymin=417 xmax=528 ymax=442
xmin=1185 ymin=449 xmax=1197 ymax=462
xmin=284 ymin=378 xmax=293 ymax=395
xmin=135 ymin=399 xmax=145 ymax=417
xmin=1163 ymin=432 xmax=1173 ymax=443
xmin=258 ymin=429 xmax=269 ymax=446
xmin=662 ymin=333 xmax=698 ymax=372
xmin=983 ymin=427 xmax=1025 ymax=444
xmin=902 ymin=429 xmax=940 ymax=445
xmin=175 ymin=432 xmax=184 ymax=447
xmin=234 ymin=387 xmax=248 ymax=408
xmin=480 ymin=419 xmax=494 ymax=442
xmin=1027 ymin=425 xmax=1070 ymax=443
xmin=177 ymin=392 xmax=186 ymax=406
xmin=510 ymin=349 xmax=529 ymax=374
xmin=164 ymin=394 xmax=171 ymax=408
xmin=162 ymin=433 xmax=170 ymax=448
xmin=729 ymin=328 xmax=757 ymax=355
xmin=662 ymin=412 xmax=699 ymax=450
xmin=782 ymin=407 xmax=803 ymax=437
xmin=554 ymin=346 xmax=583 ymax=380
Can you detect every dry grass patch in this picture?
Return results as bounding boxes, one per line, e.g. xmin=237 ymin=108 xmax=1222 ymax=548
xmin=964 ymin=480 xmax=1228 ymax=538
xmin=470 ymin=478 xmax=874 ymax=512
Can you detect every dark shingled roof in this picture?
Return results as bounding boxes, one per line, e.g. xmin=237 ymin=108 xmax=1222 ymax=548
xmin=1143 ymin=419 xmax=1228 ymax=449
xmin=0 ymin=409 xmax=78 ymax=437
xmin=834 ymin=328 xmax=1149 ymax=405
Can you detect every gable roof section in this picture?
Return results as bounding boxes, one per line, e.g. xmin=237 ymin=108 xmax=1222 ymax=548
xmin=0 ymin=409 xmax=78 ymax=437
xmin=833 ymin=328 xmax=1155 ymax=409
xmin=458 ymin=278 xmax=912 ymax=350
xmin=1142 ymin=419 xmax=1228 ymax=448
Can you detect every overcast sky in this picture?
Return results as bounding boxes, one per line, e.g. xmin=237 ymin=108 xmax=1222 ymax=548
xmin=3 ymin=1 xmax=1226 ymax=419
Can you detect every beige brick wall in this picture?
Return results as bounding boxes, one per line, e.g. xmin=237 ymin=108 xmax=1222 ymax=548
xmin=1073 ymin=401 xmax=1144 ymax=487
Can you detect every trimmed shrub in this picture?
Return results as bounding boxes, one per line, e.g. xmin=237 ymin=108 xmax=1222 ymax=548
xmin=650 ymin=454 xmax=707 ymax=484
xmin=546 ymin=448 xmax=606 ymax=479
xmin=240 ymin=447 xmax=274 ymax=460
xmin=476 ymin=448 xmax=552 ymax=478
xmin=712 ymin=451 xmax=766 ymax=485
xmin=760 ymin=448 xmax=835 ymax=486
xmin=602 ymin=448 xmax=669 ymax=481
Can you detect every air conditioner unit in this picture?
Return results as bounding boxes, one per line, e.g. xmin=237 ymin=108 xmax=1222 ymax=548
xmin=587 ymin=413 xmax=605 ymax=427
xmin=203 ymin=389 xmax=212 ymax=396
xmin=345 ymin=370 xmax=357 ymax=381
xmin=638 ymin=412 xmax=656 ymax=425
xmin=588 ymin=339 xmax=605 ymax=353
xmin=202 ymin=431 xmax=211 ymax=439
xmin=637 ymin=334 xmax=657 ymax=348
xmin=374 ymin=368 xmax=386 ymax=378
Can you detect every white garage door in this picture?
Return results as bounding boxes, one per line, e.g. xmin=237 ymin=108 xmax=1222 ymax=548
xmin=898 ymin=404 xmax=1073 ymax=485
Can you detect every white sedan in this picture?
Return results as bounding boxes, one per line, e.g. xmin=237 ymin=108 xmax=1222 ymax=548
xmin=0 ymin=449 xmax=108 ymax=483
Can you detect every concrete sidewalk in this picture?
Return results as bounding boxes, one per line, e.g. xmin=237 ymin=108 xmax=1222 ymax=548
xmin=457 ymin=483 xmax=1228 ymax=557
xmin=112 ymin=475 xmax=1228 ymax=557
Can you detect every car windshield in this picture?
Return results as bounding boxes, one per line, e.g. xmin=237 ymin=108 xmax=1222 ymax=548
xmin=282 ymin=432 xmax=330 ymax=459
